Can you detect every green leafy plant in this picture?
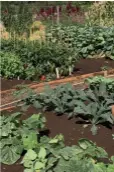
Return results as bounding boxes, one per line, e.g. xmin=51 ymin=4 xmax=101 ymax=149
xmin=1 ymin=2 xmax=33 ymax=36
xmin=85 ymin=2 xmax=114 ymax=27
xmin=1 ymin=39 xmax=77 ymax=79
xmin=0 ymin=112 xmax=23 ymax=164
xmin=0 ymin=50 xmax=36 ymax=79
xmin=85 ymin=76 xmax=114 ymax=92
xmin=13 ymin=84 xmax=35 ymax=100
xmin=22 ymin=138 xmax=111 ymax=172
xmin=74 ymin=81 xmax=114 ymax=134
xmin=46 ymin=25 xmax=114 ymax=59
xmin=1 ymin=25 xmax=114 ymax=81
xmin=22 ymin=134 xmax=64 ymax=172
xmin=0 ymin=51 xmax=24 ymax=78
xmin=0 ymin=113 xmax=46 ymax=165
xmin=112 ymin=134 xmax=114 ymax=140
xmin=101 ymin=65 xmax=112 ymax=71
xmin=22 ymin=81 xmax=114 ymax=135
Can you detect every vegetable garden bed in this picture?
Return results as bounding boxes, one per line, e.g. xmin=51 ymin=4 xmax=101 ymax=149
xmin=1 ymin=58 xmax=114 ymax=91
xmin=1 ymin=58 xmax=114 ymax=110
xmin=1 ymin=2 xmax=114 ymax=172
xmin=1 ymin=106 xmax=114 ymax=172
xmin=1 ymin=76 xmax=114 ymax=172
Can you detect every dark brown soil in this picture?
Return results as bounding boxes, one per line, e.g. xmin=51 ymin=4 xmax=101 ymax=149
xmin=1 ymin=106 xmax=114 ymax=172
xmin=1 ymin=58 xmax=114 ymax=91
xmin=1 ymin=79 xmax=33 ymax=91
xmin=74 ymin=58 xmax=114 ymax=75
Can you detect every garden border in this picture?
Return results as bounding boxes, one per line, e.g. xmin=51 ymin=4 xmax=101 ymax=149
xmin=1 ymin=69 xmax=114 ymax=112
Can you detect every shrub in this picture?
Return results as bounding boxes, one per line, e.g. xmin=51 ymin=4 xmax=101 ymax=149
xmin=85 ymin=2 xmax=114 ymax=27
xmin=0 ymin=51 xmax=24 ymax=78
xmin=1 ymin=39 xmax=77 ymax=77
xmin=0 ymin=51 xmax=36 ymax=79
xmin=46 ymin=25 xmax=114 ymax=59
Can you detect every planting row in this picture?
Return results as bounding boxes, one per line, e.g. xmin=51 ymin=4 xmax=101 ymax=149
xmin=1 ymin=76 xmax=114 ymax=171
xmin=47 ymin=25 xmax=114 ymax=59
xmin=1 ymin=25 xmax=114 ymax=80
xmin=1 ymin=112 xmax=114 ymax=172
xmin=20 ymin=76 xmax=114 ymax=135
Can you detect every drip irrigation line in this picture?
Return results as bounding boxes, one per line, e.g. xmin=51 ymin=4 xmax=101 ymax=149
xmin=0 ymin=81 xmax=84 ymax=110
xmin=0 ymin=99 xmax=22 ymax=108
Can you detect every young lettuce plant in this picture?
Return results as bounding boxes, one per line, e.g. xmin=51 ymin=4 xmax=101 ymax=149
xmin=22 ymin=138 xmax=109 ymax=172
xmin=0 ymin=113 xmax=46 ymax=165
xmin=0 ymin=112 xmax=23 ymax=164
xmin=21 ymin=134 xmax=64 ymax=172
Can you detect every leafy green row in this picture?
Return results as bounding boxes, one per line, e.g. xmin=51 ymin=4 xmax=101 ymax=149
xmin=22 ymin=82 xmax=114 ymax=135
xmin=1 ymin=25 xmax=114 ymax=79
xmin=1 ymin=40 xmax=76 ymax=79
xmin=85 ymin=76 xmax=114 ymax=92
xmin=46 ymin=25 xmax=114 ymax=59
xmin=22 ymin=138 xmax=114 ymax=172
xmin=0 ymin=51 xmax=35 ymax=79
xmin=0 ymin=112 xmax=46 ymax=164
xmin=1 ymin=112 xmax=114 ymax=172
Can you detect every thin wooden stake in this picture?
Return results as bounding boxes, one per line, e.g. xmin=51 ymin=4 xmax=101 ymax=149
xmin=56 ymin=68 xmax=60 ymax=79
xmin=104 ymin=71 xmax=107 ymax=77
xmin=17 ymin=76 xmax=20 ymax=80
xmin=69 ymin=66 xmax=72 ymax=76
xmin=56 ymin=6 xmax=60 ymax=25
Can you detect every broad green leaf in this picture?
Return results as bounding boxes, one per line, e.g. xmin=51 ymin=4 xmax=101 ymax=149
xmin=93 ymin=163 xmax=107 ymax=172
xmin=107 ymin=164 xmax=114 ymax=172
xmin=22 ymin=132 xmax=38 ymax=150
xmin=78 ymin=139 xmax=94 ymax=149
xmin=23 ymin=160 xmax=33 ymax=168
xmin=49 ymin=138 xmax=59 ymax=144
xmin=34 ymin=161 xmax=45 ymax=170
xmin=24 ymin=169 xmax=33 ymax=172
xmin=1 ymin=145 xmax=22 ymax=165
xmin=33 ymin=101 xmax=42 ymax=109
xmin=38 ymin=147 xmax=46 ymax=159
xmin=23 ymin=149 xmax=37 ymax=161
xmin=111 ymin=156 xmax=114 ymax=163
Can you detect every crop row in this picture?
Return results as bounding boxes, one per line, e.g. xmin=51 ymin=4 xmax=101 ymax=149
xmin=1 ymin=26 xmax=114 ymax=80
xmin=1 ymin=77 xmax=114 ymax=171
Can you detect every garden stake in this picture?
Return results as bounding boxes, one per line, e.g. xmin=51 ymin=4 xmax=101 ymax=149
xmin=55 ymin=67 xmax=60 ymax=79
xmin=104 ymin=71 xmax=108 ymax=77
xmin=69 ymin=66 xmax=72 ymax=76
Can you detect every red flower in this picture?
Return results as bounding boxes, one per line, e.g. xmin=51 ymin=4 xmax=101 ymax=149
xmin=23 ymin=64 xmax=28 ymax=69
xmin=40 ymin=75 xmax=46 ymax=81
xmin=59 ymin=6 xmax=62 ymax=12
xmin=40 ymin=8 xmax=45 ymax=13
xmin=71 ymin=7 xmax=77 ymax=13
xmin=46 ymin=8 xmax=52 ymax=16
xmin=4 ymin=9 xmax=8 ymax=14
xmin=76 ymin=7 xmax=80 ymax=12
xmin=52 ymin=6 xmax=56 ymax=13
xmin=66 ymin=2 xmax=72 ymax=10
